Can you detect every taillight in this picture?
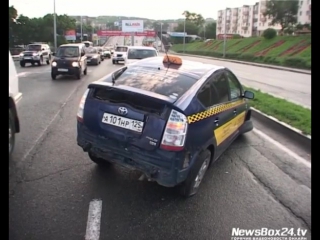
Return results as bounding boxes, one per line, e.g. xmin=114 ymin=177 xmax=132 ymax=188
xmin=160 ymin=110 xmax=188 ymax=151
xmin=77 ymin=89 xmax=89 ymax=122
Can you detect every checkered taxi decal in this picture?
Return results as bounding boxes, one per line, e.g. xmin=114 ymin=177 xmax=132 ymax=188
xmin=187 ymin=99 xmax=245 ymax=124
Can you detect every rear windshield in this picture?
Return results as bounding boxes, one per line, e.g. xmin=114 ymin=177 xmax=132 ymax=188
xmin=127 ymin=49 xmax=157 ymax=59
xmin=26 ymin=45 xmax=41 ymax=51
xmin=116 ymin=47 xmax=128 ymax=52
xmin=107 ymin=66 xmax=197 ymax=98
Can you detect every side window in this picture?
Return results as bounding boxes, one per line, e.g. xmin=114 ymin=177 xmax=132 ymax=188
xmin=197 ymin=82 xmax=213 ymax=107
xmin=225 ymin=70 xmax=242 ymax=100
xmin=211 ymin=73 xmax=229 ymax=103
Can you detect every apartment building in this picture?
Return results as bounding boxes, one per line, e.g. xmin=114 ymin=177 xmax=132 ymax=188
xmin=297 ymin=0 xmax=311 ymax=24
xmin=216 ymin=0 xmax=310 ymax=38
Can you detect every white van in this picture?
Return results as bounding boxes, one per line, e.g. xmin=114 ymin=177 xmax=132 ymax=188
xmin=9 ymin=51 xmax=22 ymax=158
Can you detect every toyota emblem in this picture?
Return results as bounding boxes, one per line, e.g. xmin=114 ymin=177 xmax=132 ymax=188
xmin=118 ymin=107 xmax=128 ymax=115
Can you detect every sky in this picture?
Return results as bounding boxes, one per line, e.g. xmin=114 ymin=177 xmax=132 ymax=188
xmin=9 ymin=0 xmax=259 ymax=20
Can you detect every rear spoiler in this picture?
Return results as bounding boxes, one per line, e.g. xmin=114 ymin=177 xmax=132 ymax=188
xmin=88 ymin=81 xmax=176 ymax=104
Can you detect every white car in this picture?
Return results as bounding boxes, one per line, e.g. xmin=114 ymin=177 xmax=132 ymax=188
xmin=112 ymin=46 xmax=128 ymax=64
xmin=125 ymin=46 xmax=158 ymax=65
xmin=9 ymin=51 xmax=22 ymax=158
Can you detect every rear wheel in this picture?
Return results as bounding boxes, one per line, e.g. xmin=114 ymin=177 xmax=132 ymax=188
xmin=179 ymin=150 xmax=211 ymax=198
xmin=20 ymin=61 xmax=25 ymax=67
xmin=46 ymin=59 xmax=50 ymax=65
xmin=9 ymin=109 xmax=15 ymax=158
xmin=112 ymin=60 xmax=115 ymax=64
xmin=76 ymin=69 xmax=81 ymax=79
xmin=88 ymin=152 xmax=112 ymax=167
xmin=83 ymin=67 xmax=87 ymax=75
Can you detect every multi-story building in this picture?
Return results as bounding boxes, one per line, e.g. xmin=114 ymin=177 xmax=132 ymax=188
xmin=216 ymin=0 xmax=310 ymax=38
xmin=297 ymin=0 xmax=311 ymax=24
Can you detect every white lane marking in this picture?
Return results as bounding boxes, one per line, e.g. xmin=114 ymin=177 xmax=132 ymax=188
xmin=17 ymin=72 xmax=30 ymax=77
xmin=253 ymin=128 xmax=311 ymax=168
xmin=85 ymin=199 xmax=102 ymax=240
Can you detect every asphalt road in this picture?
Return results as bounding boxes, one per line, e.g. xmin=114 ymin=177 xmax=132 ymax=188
xmin=173 ymin=54 xmax=311 ymax=109
xmin=9 ymin=59 xmax=311 ymax=240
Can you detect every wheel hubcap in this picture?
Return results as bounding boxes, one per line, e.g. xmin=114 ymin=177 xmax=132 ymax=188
xmin=194 ymin=158 xmax=209 ymax=188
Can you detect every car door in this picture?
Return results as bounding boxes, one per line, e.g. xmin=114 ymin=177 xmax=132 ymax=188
xmin=80 ymin=47 xmax=87 ymax=70
xmin=209 ymin=70 xmax=237 ymax=155
xmin=224 ymin=69 xmax=247 ymax=138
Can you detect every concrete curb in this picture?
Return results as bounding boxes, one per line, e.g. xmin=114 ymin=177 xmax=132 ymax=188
xmin=171 ymin=52 xmax=311 ymax=75
xmin=251 ymin=107 xmax=311 ymax=152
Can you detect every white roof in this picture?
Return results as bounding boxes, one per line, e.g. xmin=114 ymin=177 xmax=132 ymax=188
xmin=127 ymin=46 xmax=156 ymax=50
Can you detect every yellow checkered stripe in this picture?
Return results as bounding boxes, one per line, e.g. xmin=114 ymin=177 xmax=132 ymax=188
xmin=187 ymin=99 xmax=245 ymax=124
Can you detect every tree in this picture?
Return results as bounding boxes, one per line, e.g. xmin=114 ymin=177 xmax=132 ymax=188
xmin=263 ymin=0 xmax=299 ymax=32
xmin=182 ymin=11 xmax=205 ymax=27
xmin=152 ymin=22 xmax=169 ymax=32
xmin=199 ymin=22 xmax=216 ymax=39
xmin=174 ymin=21 xmax=199 ymax=35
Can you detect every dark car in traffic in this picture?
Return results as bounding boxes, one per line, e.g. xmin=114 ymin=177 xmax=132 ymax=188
xmin=76 ymin=55 xmax=255 ymax=197
xmin=51 ymin=44 xmax=87 ymax=80
xmin=85 ymin=47 xmax=101 ymax=65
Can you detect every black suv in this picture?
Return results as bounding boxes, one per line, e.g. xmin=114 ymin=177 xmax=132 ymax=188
xmin=19 ymin=43 xmax=51 ymax=67
xmin=51 ymin=44 xmax=88 ymax=80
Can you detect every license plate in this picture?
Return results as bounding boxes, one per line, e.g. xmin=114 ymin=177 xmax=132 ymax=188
xmin=101 ymin=113 xmax=144 ymax=132
xmin=87 ymin=60 xmax=91 ymax=62
xmin=24 ymin=57 xmax=31 ymax=59
xmin=58 ymin=68 xmax=68 ymax=72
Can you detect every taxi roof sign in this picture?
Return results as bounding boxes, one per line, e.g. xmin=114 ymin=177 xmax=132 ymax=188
xmin=163 ymin=55 xmax=182 ymax=65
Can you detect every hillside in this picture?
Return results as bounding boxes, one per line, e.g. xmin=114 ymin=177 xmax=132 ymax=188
xmin=171 ymin=35 xmax=311 ymax=69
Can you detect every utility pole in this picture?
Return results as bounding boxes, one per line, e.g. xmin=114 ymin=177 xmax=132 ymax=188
xmin=53 ymin=0 xmax=57 ymax=51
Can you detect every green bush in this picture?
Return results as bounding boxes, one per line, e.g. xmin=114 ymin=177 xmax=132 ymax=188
xmin=233 ymin=34 xmax=242 ymax=39
xmin=283 ymin=57 xmax=308 ymax=69
xmin=262 ymin=28 xmax=277 ymax=39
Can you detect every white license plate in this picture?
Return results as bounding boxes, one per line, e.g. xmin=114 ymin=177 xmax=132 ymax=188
xmin=87 ymin=60 xmax=91 ymax=62
xmin=24 ymin=57 xmax=31 ymax=59
xmin=58 ymin=68 xmax=68 ymax=72
xmin=101 ymin=113 xmax=144 ymax=132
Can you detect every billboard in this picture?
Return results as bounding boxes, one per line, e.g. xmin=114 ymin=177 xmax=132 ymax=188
xmin=65 ymin=29 xmax=76 ymax=41
xmin=122 ymin=20 xmax=143 ymax=32
xmin=97 ymin=30 xmax=155 ymax=37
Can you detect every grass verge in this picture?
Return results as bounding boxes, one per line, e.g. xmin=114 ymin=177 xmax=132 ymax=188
xmin=171 ymin=36 xmax=311 ymax=69
xmin=244 ymin=86 xmax=311 ymax=135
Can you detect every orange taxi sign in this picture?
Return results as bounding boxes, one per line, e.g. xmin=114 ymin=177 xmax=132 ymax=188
xmin=163 ymin=55 xmax=182 ymax=65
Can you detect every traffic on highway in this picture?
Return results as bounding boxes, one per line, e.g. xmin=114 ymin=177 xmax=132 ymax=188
xmin=9 ymin=13 xmax=311 ymax=240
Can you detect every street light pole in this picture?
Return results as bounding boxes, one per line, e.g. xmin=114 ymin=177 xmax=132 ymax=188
xmin=223 ymin=9 xmax=227 ymax=58
xmin=53 ymin=0 xmax=57 ymax=51
xmin=80 ymin=15 xmax=83 ymax=42
xmin=160 ymin=22 xmax=163 ymax=51
xmin=183 ymin=17 xmax=186 ymax=53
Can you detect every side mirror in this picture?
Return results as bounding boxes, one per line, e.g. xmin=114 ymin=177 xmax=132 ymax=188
xmin=243 ymin=90 xmax=254 ymax=99
xmin=81 ymin=52 xmax=85 ymax=56
xmin=52 ymin=52 xmax=55 ymax=56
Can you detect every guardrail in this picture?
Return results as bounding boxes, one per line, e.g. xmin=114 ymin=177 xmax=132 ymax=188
xmin=251 ymin=108 xmax=311 ymax=154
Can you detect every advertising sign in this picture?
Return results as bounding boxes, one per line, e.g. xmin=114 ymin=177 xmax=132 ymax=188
xmin=65 ymin=29 xmax=76 ymax=41
xmin=92 ymin=34 xmax=98 ymax=41
xmin=168 ymin=32 xmax=187 ymax=37
xmin=97 ymin=30 xmax=155 ymax=37
xmin=121 ymin=20 xmax=144 ymax=32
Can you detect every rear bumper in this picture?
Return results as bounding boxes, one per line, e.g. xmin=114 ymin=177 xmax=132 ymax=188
xmin=113 ymin=57 xmax=125 ymax=61
xmin=87 ymin=59 xmax=99 ymax=64
xmin=77 ymin=123 xmax=191 ymax=187
xmin=52 ymin=67 xmax=81 ymax=75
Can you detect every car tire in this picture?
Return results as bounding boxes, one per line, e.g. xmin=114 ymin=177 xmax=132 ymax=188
xmin=51 ymin=73 xmax=57 ymax=80
xmin=76 ymin=69 xmax=81 ymax=80
xmin=9 ymin=109 xmax=16 ymax=158
xmin=38 ymin=56 xmax=43 ymax=66
xmin=179 ymin=149 xmax=211 ymax=198
xmin=46 ymin=59 xmax=50 ymax=65
xmin=88 ymin=152 xmax=112 ymax=167
xmin=112 ymin=60 xmax=115 ymax=64
xmin=20 ymin=61 xmax=25 ymax=67
xmin=83 ymin=67 xmax=87 ymax=75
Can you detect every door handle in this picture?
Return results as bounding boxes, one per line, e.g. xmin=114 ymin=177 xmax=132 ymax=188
xmin=233 ymin=109 xmax=237 ymax=114
xmin=214 ymin=119 xmax=219 ymax=123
